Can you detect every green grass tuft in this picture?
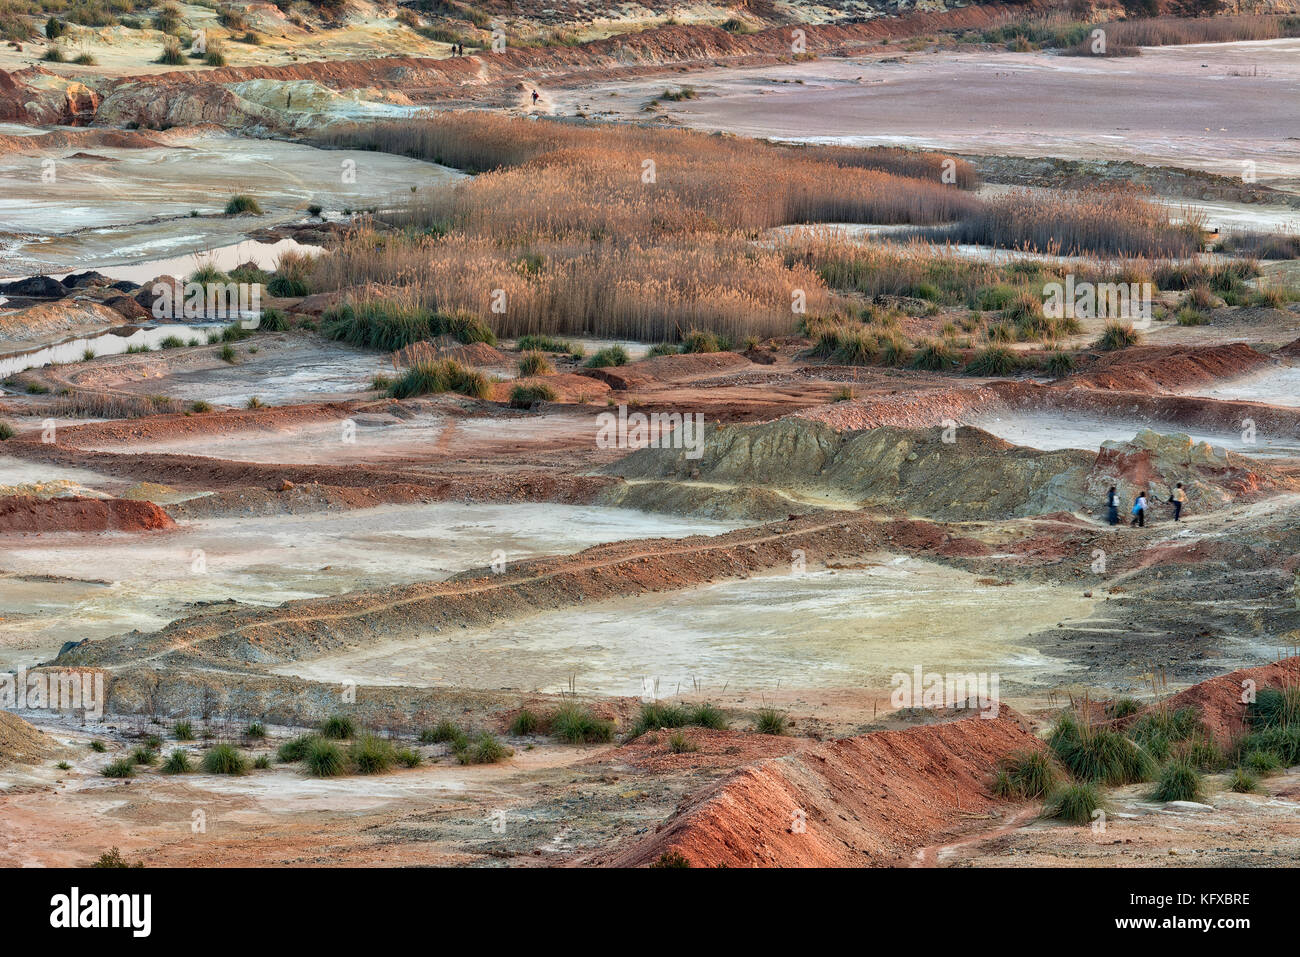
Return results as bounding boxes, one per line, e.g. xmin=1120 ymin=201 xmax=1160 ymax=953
xmin=1043 ymin=782 xmax=1103 ymax=825
xmin=1150 ymin=756 xmax=1203 ymax=803
xmin=349 ymin=733 xmax=396 ymax=774
xmin=755 ymin=707 xmax=788 ymax=735
xmin=991 ymin=748 xmax=1060 ymax=799
xmin=550 ymin=704 xmax=615 ymax=744
xmin=509 ymin=709 xmax=541 ymax=735
xmin=224 ymin=194 xmax=263 ymax=215
xmin=319 ymin=714 xmax=356 ymax=739
xmin=457 ymin=731 xmax=513 ymax=765
xmin=304 ymin=739 xmax=346 ymax=777
xmin=161 ymin=749 xmax=192 ymax=774
xmin=202 ymin=743 xmax=249 ymax=775
xmin=101 ymin=758 xmax=135 ymax=778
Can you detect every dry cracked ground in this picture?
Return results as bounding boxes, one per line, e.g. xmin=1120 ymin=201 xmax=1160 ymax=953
xmin=1 ymin=0 xmax=1300 ymax=868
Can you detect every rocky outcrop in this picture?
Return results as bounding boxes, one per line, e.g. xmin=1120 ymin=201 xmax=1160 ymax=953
xmin=607 ymin=418 xmax=1290 ymax=521
xmin=0 ymin=298 xmax=131 ymax=349
xmin=0 ymin=67 xmax=100 ymax=125
xmin=606 ymin=418 xmax=1093 ymax=520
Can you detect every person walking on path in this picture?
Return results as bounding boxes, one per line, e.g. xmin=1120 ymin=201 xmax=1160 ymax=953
xmin=1168 ymin=482 xmax=1186 ymax=522
xmin=1107 ymin=485 xmax=1120 ymax=526
xmin=1130 ymin=490 xmax=1147 ymax=528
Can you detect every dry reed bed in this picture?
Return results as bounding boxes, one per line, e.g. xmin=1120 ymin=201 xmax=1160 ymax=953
xmin=314 ymin=230 xmax=839 ymax=343
xmin=1102 ymin=13 xmax=1300 ymax=47
xmin=919 ymin=188 xmax=1204 ymax=259
xmin=306 ymin=116 xmax=1213 ymax=344
xmin=323 ymin=116 xmax=983 ymax=238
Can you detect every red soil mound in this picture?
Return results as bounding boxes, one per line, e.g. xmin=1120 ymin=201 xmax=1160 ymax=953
xmin=47 ymin=402 xmax=354 ymax=445
xmin=581 ymin=352 xmax=751 ymax=391
xmin=599 ymin=708 xmax=1041 ymax=867
xmin=0 ymin=495 xmax=176 ymax=533
xmin=488 ymin=372 xmax=611 ymax=403
xmin=1066 ymin=344 xmax=1271 ymax=392
xmin=1164 ymin=657 xmax=1300 ymax=747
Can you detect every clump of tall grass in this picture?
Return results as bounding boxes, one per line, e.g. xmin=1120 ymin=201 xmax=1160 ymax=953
xmin=319 ymin=714 xmax=356 ymax=740
xmin=101 ymin=758 xmax=135 ymax=778
xmin=1043 ymin=782 xmax=1103 ymax=824
xmin=920 ymin=187 xmax=1202 ymax=258
xmin=1049 ymin=711 xmax=1154 ymax=785
xmin=1099 ymin=14 xmax=1300 ymax=47
xmin=509 ymin=709 xmax=540 ymax=735
xmin=1242 ymin=750 xmax=1282 ymax=775
xmin=1043 ymin=351 xmax=1075 ymax=378
xmin=550 ymin=704 xmax=615 ymax=744
xmin=266 ymin=250 xmax=313 ymax=296
xmin=631 ymin=701 xmax=689 ymax=736
xmin=517 ymin=350 xmax=554 ymax=376
xmin=258 ymin=307 xmax=288 ymax=331
xmin=173 ymin=721 xmax=194 ymax=741
xmin=1248 ymin=685 xmax=1300 ymax=730
xmin=1149 ymin=756 xmax=1203 ymax=803
xmin=349 ymin=734 xmax=396 ymax=774
xmin=679 ymin=329 xmax=730 ymax=353
xmin=516 ymin=334 xmax=573 ymax=353
xmin=314 ymin=114 xmax=983 ymax=234
xmin=687 ymin=702 xmax=728 ymax=730
xmin=457 ymin=731 xmax=513 ymax=764
xmin=964 ymin=345 xmax=1019 ymax=376
xmin=323 ymin=299 xmax=495 ymax=350
xmin=668 ymin=731 xmax=698 ymax=753
xmin=1094 ymin=321 xmax=1140 ymax=351
xmin=509 ymin=382 xmax=556 ymax=408
xmin=910 ymin=337 xmax=957 ymax=371
xmin=755 ymin=707 xmax=788 ymax=735
xmin=161 ymin=749 xmax=192 ymax=774
xmin=1228 ymin=767 xmax=1261 ymax=793
xmin=992 ymin=749 xmax=1060 ymax=799
xmin=304 ymin=738 xmax=346 ymax=777
xmin=420 ymin=720 xmax=468 ymax=750
xmin=201 ymin=743 xmax=248 ymax=775
xmin=586 ymin=345 xmax=629 ymax=368
xmin=389 ymin=358 xmax=490 ymax=400
xmin=224 ymin=194 xmax=262 ymax=215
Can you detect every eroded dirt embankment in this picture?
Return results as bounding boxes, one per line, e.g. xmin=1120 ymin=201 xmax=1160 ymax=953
xmin=0 ymin=4 xmax=1059 ymax=128
xmin=1064 ymin=343 xmax=1274 ymax=392
xmin=56 ymin=509 xmax=1096 ymax=671
xmin=1164 ymin=657 xmax=1300 ymax=747
xmin=2 ymin=438 xmax=619 ymax=505
xmin=802 ymin=377 xmax=1300 ymax=442
xmin=24 ymin=663 xmax=628 ymax=738
xmin=598 ymin=707 xmax=1041 ymax=867
xmin=0 ymin=495 xmax=175 ymax=532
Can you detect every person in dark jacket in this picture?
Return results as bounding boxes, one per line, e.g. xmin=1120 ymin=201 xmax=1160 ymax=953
xmin=1106 ymin=486 xmax=1120 ymax=525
